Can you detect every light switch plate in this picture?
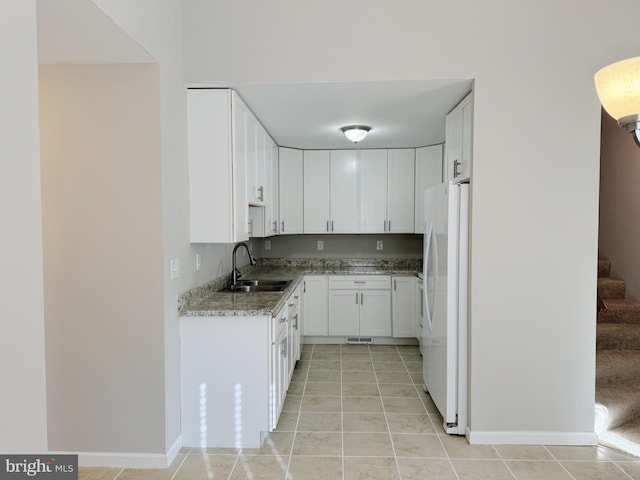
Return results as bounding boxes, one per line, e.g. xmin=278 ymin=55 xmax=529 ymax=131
xmin=170 ymin=258 xmax=180 ymax=279
xmin=376 ymin=240 xmax=383 ymax=251
xmin=317 ymin=240 xmax=324 ymax=251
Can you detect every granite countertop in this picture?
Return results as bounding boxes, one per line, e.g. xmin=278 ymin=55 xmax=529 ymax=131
xmin=179 ymin=258 xmax=421 ymax=318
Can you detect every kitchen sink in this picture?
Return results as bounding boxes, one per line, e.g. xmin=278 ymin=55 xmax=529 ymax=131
xmin=226 ymin=279 xmax=291 ymax=293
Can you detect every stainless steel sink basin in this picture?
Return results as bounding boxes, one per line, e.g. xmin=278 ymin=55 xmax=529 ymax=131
xmin=226 ymin=279 xmax=291 ymax=293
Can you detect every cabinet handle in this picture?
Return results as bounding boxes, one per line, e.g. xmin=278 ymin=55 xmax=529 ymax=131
xmin=453 ymin=159 xmax=461 ymax=177
xmin=303 ymin=281 xmax=306 ymax=293
xmin=273 ymin=220 xmax=277 ymax=233
xmin=292 ymin=314 xmax=298 ymax=329
xmin=258 ymin=185 xmax=264 ymax=201
xmin=279 ymin=315 xmax=286 ymax=323
xmin=326 ymin=220 xmax=329 ymax=232
xmin=388 ymin=220 xmax=391 ymax=231
xmin=294 ymin=295 xmax=299 ymax=299
xmin=331 ymin=220 xmax=334 ymax=232
xmin=281 ymin=220 xmax=285 ymax=232
xmin=361 ymin=293 xmax=364 ymax=304
xmin=248 ymin=219 xmax=253 ymax=237
xmin=394 ymin=279 xmax=397 ymax=291
xmin=356 ymin=293 xmax=358 ymax=304
xmin=353 ymin=281 xmax=366 ymax=284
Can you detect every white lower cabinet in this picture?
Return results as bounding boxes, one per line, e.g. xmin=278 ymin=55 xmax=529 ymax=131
xmin=328 ymin=276 xmax=391 ymax=337
xmin=302 ymin=276 xmax=329 ymax=336
xmin=180 ymin=283 xmax=301 ymax=448
xmin=392 ymin=276 xmax=417 ymax=338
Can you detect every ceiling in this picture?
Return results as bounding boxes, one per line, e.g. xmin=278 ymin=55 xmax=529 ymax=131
xmin=229 ymin=80 xmax=473 ymax=150
xmin=36 ymin=0 xmax=472 ymax=150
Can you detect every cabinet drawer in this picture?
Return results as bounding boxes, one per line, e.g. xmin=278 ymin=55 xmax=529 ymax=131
xmin=328 ymin=275 xmax=391 ymax=290
xmin=286 ymin=284 xmax=302 ymax=310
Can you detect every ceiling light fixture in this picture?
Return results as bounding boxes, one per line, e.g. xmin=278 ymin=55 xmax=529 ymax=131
xmin=341 ymin=125 xmax=371 ymax=143
xmin=595 ymin=56 xmax=640 ymax=147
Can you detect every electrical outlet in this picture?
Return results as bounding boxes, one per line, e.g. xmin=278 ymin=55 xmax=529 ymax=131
xmin=264 ymin=240 xmax=271 ymax=251
xmin=195 ymin=254 xmax=202 ymax=271
xmin=376 ymin=240 xmax=383 ymax=251
xmin=170 ymin=258 xmax=180 ymax=279
xmin=317 ymin=240 xmax=324 ymax=251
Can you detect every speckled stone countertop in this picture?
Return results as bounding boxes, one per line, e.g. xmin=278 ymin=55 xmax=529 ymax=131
xmin=178 ymin=258 xmax=421 ymax=317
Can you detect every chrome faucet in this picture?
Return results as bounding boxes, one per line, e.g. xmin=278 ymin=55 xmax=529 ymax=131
xmin=232 ymin=242 xmax=257 ymax=286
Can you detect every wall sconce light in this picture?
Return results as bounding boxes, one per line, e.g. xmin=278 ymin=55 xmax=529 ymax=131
xmin=595 ymin=56 xmax=640 ymax=147
xmin=341 ymin=125 xmax=371 ymax=143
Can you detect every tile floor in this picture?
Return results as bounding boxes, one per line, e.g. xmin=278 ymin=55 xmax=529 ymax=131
xmin=80 ymin=344 xmax=640 ymax=480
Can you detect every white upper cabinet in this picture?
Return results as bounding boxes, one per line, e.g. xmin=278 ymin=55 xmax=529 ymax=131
xmin=187 ymin=88 xmax=249 ymax=243
xmin=445 ymin=92 xmax=473 ymax=183
xmin=303 ymin=150 xmax=331 ymax=234
xmin=360 ymin=149 xmax=415 ymax=233
xmin=414 ymin=144 xmax=443 ymax=234
xmin=359 ymin=149 xmax=388 ymax=233
xmin=330 ymin=150 xmax=359 ymax=233
xmin=279 ymin=147 xmax=303 ymax=234
xmin=387 ymin=148 xmax=415 ymax=233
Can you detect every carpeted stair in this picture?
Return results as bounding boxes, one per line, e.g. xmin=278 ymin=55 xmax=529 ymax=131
xmin=596 ymin=258 xmax=640 ymax=456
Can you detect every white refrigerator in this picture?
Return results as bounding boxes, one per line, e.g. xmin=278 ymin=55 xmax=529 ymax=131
xmin=422 ymin=181 xmax=469 ymax=435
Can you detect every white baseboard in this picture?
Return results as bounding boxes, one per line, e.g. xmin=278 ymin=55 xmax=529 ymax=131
xmin=53 ymin=435 xmax=184 ymax=469
xmin=466 ymin=427 xmax=597 ymax=446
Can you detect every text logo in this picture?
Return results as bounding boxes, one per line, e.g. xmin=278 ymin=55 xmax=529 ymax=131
xmin=0 ymin=456 xmax=77 ymax=480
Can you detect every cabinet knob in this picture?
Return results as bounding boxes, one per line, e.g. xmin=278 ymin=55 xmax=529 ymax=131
xmin=453 ymin=159 xmax=461 ymax=177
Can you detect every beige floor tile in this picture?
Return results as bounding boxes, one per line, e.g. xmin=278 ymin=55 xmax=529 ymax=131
xmin=451 ymin=459 xmax=514 ymax=479
xmin=286 ymin=456 xmax=343 ymax=479
xmin=78 ymin=467 xmax=122 ymax=480
xmin=281 ymin=395 xmax=302 ymax=412
xmin=300 ymin=350 xmax=312 ymax=360
xmin=313 ymin=344 xmax=342 ymax=351
xmin=290 ymin=369 xmax=308 ymax=383
xmin=419 ymin=392 xmax=439 ymax=414
xmin=615 ymin=461 xmax=640 ymax=478
xmin=342 ymin=382 xmax=380 ymax=396
xmin=546 ymin=445 xmax=610 ymax=461
xmin=341 ymin=352 xmax=372 ymax=361
xmin=307 ymin=370 xmax=341 ymax=382
xmin=116 ymin=455 xmax=184 ymax=480
xmin=303 ymin=381 xmax=341 ymax=396
xmin=506 ymin=460 xmax=573 ymax=480
xmin=373 ymin=361 xmax=406 ymax=372
xmin=341 ymin=344 xmax=370 ymax=353
xmin=392 ymin=433 xmax=447 ymax=458
xmin=297 ymin=412 xmax=342 ymax=431
xmin=396 ymin=345 xmax=420 ymax=353
xmin=241 ymin=432 xmax=294 ymax=456
xmin=301 ymin=395 xmax=342 ymax=412
xmin=439 ymin=435 xmax=499 ymax=459
xmin=375 ymin=371 xmax=413 ymax=384
xmin=369 ymin=345 xmax=399 ymax=352
xmin=341 ymin=361 xmax=375 ymax=372
xmin=309 ymin=359 xmax=341 ymax=370
xmin=190 ymin=446 xmax=241 ymax=455
xmin=495 ymin=445 xmax=555 ymax=460
xmin=382 ymin=397 xmax=427 ymax=414
xmin=344 ymin=432 xmax=395 ymax=456
xmin=343 ymin=396 xmax=384 ymax=413
xmin=173 ymin=454 xmax=237 ymax=480
xmin=403 ymin=361 xmax=423 ymax=373
xmin=344 ymin=456 xmax=400 ymax=480
xmin=229 ymin=454 xmax=289 ymax=480
xmin=561 ymin=460 xmax=633 ymax=480
xmin=343 ymin=412 xmax=389 ymax=433
xmin=292 ymin=432 xmax=342 ymax=456
xmin=409 ymin=371 xmax=424 ymax=384
xmin=429 ymin=415 xmax=447 ymax=434
xmin=274 ymin=411 xmax=298 ymax=431
xmin=287 ymin=381 xmax=305 ymax=395
xmin=397 ymin=457 xmax=457 ymax=480
xmin=386 ymin=414 xmax=436 ymax=434
xmin=370 ymin=352 xmax=402 ymax=361
xmin=342 ymin=371 xmax=378 ymax=383
xmin=301 ymin=344 xmax=313 ymax=352
xmin=378 ymin=383 xmax=420 ymax=398
xmin=295 ymin=360 xmax=310 ymax=371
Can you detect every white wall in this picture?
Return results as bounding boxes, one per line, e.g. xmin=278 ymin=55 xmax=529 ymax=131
xmin=181 ymin=0 xmax=640 ymax=442
xmin=599 ymin=111 xmax=640 ymax=301
xmin=0 ymin=0 xmax=48 ymax=452
xmin=39 ymin=64 xmax=165 ymax=454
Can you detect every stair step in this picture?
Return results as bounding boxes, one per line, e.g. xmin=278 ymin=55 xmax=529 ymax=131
xmin=599 ymin=259 xmax=611 ymax=278
xmin=597 ymin=324 xmax=640 ymax=350
xmin=596 ymin=350 xmax=640 ymax=385
xmin=598 ymin=299 xmax=640 ymax=324
xmin=599 ymin=415 xmax=640 ymax=457
xmin=598 ymin=277 xmax=627 ymax=299
xmin=596 ymin=382 xmax=640 ymax=430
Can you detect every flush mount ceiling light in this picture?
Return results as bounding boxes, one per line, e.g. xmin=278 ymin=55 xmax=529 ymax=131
xmin=595 ymin=56 xmax=640 ymax=147
xmin=341 ymin=125 xmax=371 ymax=143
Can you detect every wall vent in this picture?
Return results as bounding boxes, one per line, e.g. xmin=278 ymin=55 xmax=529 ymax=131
xmin=345 ymin=337 xmax=373 ymax=344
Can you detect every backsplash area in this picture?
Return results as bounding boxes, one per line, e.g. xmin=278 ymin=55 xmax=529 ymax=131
xmin=256 ymin=234 xmax=423 ymax=259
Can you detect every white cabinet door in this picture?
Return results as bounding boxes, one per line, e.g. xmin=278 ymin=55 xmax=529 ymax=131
xmin=279 ymin=147 xmax=304 ymax=234
xmin=303 ymin=150 xmax=331 ymax=234
xmin=360 ymin=290 xmax=392 ymax=337
xmin=329 ymin=290 xmax=360 ymax=336
xmin=392 ymin=277 xmax=417 ymax=338
xmin=387 ymin=148 xmax=415 ymax=233
xmin=186 ymin=88 xmax=249 ymax=243
xmin=414 ymin=144 xmax=443 ymax=234
xmin=359 ymin=149 xmax=388 ymax=233
xmin=330 ymin=150 xmax=359 ymax=233
xmin=445 ymin=92 xmax=473 ymax=183
xmin=302 ymin=276 xmax=329 ymax=336
xmin=267 ymin=140 xmax=279 ymax=235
